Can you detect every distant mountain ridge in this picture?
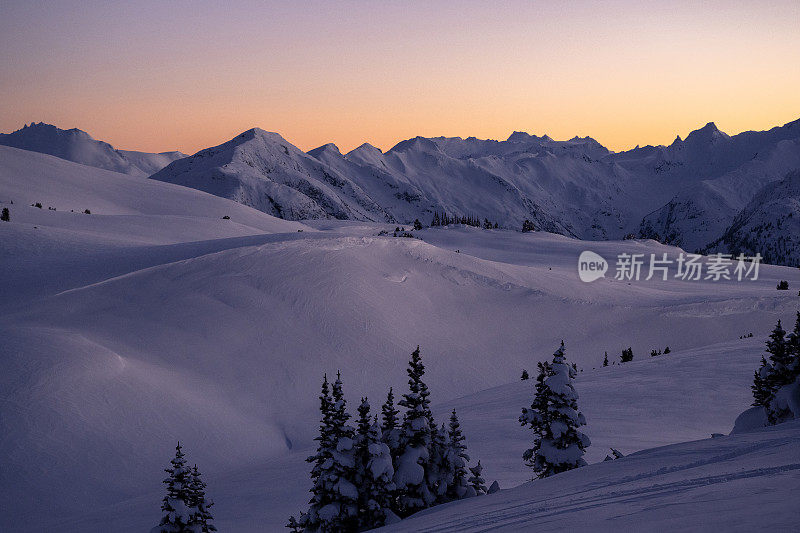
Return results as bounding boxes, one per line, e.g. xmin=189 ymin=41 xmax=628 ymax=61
xmin=705 ymin=170 xmax=800 ymax=267
xmin=0 ymin=122 xmax=185 ymax=176
xmin=5 ymin=118 xmax=800 ymax=264
xmin=149 ymin=117 xmax=800 ymax=264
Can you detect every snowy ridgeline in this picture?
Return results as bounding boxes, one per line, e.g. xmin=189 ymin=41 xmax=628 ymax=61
xmin=2 ymin=148 xmax=800 ymax=531
xmin=4 ymin=118 xmax=800 ymax=264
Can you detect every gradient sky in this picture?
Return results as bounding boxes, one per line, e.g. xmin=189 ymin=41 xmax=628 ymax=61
xmin=2 ymin=0 xmax=799 ymax=155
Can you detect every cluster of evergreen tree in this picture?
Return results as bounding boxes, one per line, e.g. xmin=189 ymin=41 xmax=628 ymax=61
xmin=430 ymin=212 xmax=497 ymax=229
xmin=620 ymin=347 xmax=634 ymax=363
xmin=1 ymin=207 xmax=9 ymax=222
xmin=521 ymin=219 xmax=535 ymax=232
xmin=152 ymin=442 xmax=215 ymax=532
xmin=519 ymin=342 xmax=590 ymax=479
xmin=290 ymin=347 xmax=486 ymax=531
xmin=751 ymin=313 xmax=800 ymax=424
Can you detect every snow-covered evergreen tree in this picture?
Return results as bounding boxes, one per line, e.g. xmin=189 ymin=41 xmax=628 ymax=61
xmin=752 ymin=356 xmax=772 ymax=409
xmin=152 ymin=442 xmax=199 ymax=533
xmin=394 ymin=346 xmax=436 ymax=517
xmin=519 ymin=360 xmax=552 ymax=477
xmin=444 ymin=409 xmax=470 ymax=500
xmin=295 ymin=375 xmax=333 ymax=531
xmin=427 ymin=422 xmax=449 ymax=503
xmin=296 ymin=372 xmax=358 ymax=532
xmin=602 ymin=352 xmax=608 ymax=367
xmin=467 ymin=460 xmax=486 ymax=495
xmin=325 ymin=372 xmax=359 ymax=530
xmin=521 ymin=343 xmax=590 ymax=478
xmin=766 ymin=320 xmax=789 ymax=389
xmin=354 ymin=398 xmax=398 ymax=529
xmin=380 ymin=387 xmax=401 ymax=459
xmin=539 ymin=342 xmax=590 ymax=476
xmin=188 ymin=465 xmax=215 ymax=532
xmin=766 ymin=314 xmax=800 ymax=423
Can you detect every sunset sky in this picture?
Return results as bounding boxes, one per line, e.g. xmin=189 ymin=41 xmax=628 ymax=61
xmin=2 ymin=0 xmax=799 ymax=155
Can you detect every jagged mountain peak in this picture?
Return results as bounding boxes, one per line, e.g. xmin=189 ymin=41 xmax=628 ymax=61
xmin=0 ymin=122 xmax=184 ymax=176
xmin=307 ymin=142 xmax=341 ymax=160
xmin=388 ymin=135 xmax=441 ymax=153
xmin=18 ymin=121 xmax=94 ymax=139
xmin=685 ymin=121 xmax=729 ymax=143
xmin=348 ymin=142 xmax=382 ymax=156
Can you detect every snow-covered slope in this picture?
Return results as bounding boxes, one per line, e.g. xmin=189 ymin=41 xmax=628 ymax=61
xmin=384 ymin=420 xmax=800 ymax=532
xmin=2 ymin=195 xmax=799 ymax=531
xmin=3 ymin=135 xmax=800 ymax=531
xmin=0 ymin=122 xmax=185 ymax=176
xmin=0 ymin=145 xmax=306 ymax=239
xmin=707 ymin=170 xmax=800 ymax=266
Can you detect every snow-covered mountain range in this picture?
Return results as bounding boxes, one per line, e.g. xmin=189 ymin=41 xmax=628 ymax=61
xmin=0 ymin=122 xmax=185 ymax=176
xmin=148 ymin=118 xmax=800 ymax=264
xmin=5 ymin=119 xmax=800 ymax=264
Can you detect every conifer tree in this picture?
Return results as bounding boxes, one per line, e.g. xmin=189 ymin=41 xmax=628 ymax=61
xmin=765 ymin=320 xmax=789 ymax=391
xmin=426 ymin=422 xmax=448 ymax=503
xmin=297 ymin=374 xmax=334 ymax=532
xmin=394 ymin=346 xmax=436 ymax=516
xmin=620 ymin=347 xmax=634 ymax=363
xmin=355 ymin=398 xmax=397 ymax=530
xmin=444 ymin=409 xmax=470 ymax=500
xmin=1 ymin=207 xmax=9 ymax=222
xmin=539 ymin=342 xmax=590 ymax=476
xmin=326 ymin=372 xmax=359 ymax=530
xmin=602 ymin=352 xmax=609 ymax=367
xmin=413 ymin=219 xmax=423 ymax=231
xmin=752 ymin=356 xmax=772 ymax=409
xmin=521 ymin=343 xmax=589 ymax=478
xmin=298 ymin=373 xmax=359 ymax=532
xmin=764 ymin=315 xmax=800 ymax=423
xmin=381 ymin=387 xmax=401 ymax=452
xmin=188 ymin=465 xmax=215 ymax=532
xmin=521 ymin=369 xmax=529 ymax=380
xmin=787 ymin=312 xmax=800 ymax=376
xmin=519 ymin=360 xmax=552 ymax=477
xmin=152 ymin=442 xmax=197 ymax=533
xmin=467 ymin=460 xmax=487 ymax=495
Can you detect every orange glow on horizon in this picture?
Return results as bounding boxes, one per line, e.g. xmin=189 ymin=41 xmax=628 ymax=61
xmin=1 ymin=1 xmax=799 ymax=155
